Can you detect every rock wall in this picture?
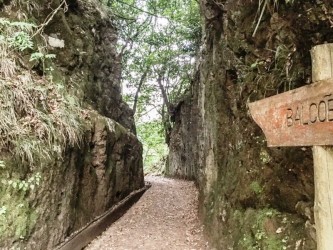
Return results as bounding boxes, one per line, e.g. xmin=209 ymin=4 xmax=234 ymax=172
xmin=167 ymin=82 xmax=200 ymax=179
xmin=24 ymin=114 xmax=144 ymax=250
xmin=168 ymin=1 xmax=333 ymax=249
xmin=44 ymin=0 xmax=136 ymax=132
xmin=0 ymin=0 xmax=144 ymax=249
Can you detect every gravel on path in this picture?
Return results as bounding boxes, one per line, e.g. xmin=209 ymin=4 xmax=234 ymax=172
xmin=86 ymin=175 xmax=209 ymax=250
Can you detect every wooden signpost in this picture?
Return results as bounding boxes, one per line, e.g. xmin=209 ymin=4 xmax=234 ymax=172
xmin=249 ymin=43 xmax=333 ymax=250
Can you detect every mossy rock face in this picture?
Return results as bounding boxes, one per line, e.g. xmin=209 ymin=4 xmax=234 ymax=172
xmin=0 ymin=1 xmax=143 ymax=249
xmin=230 ymin=208 xmax=315 ymax=250
xmin=0 ymin=113 xmax=143 ymax=249
xmin=168 ymin=0 xmax=333 ymax=249
xmin=0 ymin=190 xmax=35 ymax=241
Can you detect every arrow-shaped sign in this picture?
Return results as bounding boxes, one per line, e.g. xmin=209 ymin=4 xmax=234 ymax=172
xmin=249 ymin=78 xmax=333 ymax=147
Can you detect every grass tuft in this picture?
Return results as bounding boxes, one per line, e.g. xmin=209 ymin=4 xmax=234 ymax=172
xmin=0 ymin=18 xmax=85 ymax=167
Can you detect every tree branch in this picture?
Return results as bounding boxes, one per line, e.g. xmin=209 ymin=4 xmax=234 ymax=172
xmin=32 ymin=0 xmax=68 ymax=37
xmin=114 ymin=0 xmax=160 ymax=18
xmin=133 ymin=68 xmax=149 ymax=115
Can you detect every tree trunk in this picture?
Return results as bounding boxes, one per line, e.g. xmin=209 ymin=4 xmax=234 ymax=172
xmin=132 ymin=69 xmax=148 ymax=115
xmin=157 ymin=73 xmax=172 ymax=115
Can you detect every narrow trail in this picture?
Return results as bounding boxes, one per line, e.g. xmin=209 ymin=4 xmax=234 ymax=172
xmin=86 ymin=175 xmax=209 ymax=250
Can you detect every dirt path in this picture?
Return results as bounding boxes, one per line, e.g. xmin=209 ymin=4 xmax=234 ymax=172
xmin=86 ymin=175 xmax=209 ymax=250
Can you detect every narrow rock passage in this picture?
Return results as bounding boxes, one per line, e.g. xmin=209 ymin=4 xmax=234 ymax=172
xmin=86 ymin=175 xmax=209 ymax=250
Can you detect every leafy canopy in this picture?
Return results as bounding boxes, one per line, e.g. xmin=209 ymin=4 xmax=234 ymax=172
xmin=103 ymin=0 xmax=201 ymax=172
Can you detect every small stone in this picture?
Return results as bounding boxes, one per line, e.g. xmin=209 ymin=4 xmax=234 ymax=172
xmin=48 ymin=36 xmax=65 ymax=48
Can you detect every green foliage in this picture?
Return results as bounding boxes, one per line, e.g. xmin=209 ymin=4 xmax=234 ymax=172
xmin=1 ymin=172 xmax=41 ymax=192
xmin=105 ymin=0 xmax=200 ymax=115
xmin=8 ymin=31 xmax=34 ymax=51
xmin=236 ymin=208 xmax=286 ymax=250
xmin=137 ymin=120 xmax=168 ymax=173
xmin=0 ymin=159 xmax=41 ymax=241
xmin=103 ymin=0 xmax=201 ymax=172
xmin=30 ymin=52 xmax=56 ymax=61
xmin=0 ymin=19 xmax=36 ymax=78
xmin=0 ymin=192 xmax=38 ymax=240
xmin=0 ymin=19 xmax=36 ymax=52
xmin=250 ymin=181 xmax=263 ymax=195
xmin=259 ymin=149 xmax=271 ymax=164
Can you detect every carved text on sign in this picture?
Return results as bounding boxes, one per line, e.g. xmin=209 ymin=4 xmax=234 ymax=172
xmin=248 ymin=79 xmax=333 ymax=147
xmin=286 ymin=95 xmax=333 ymax=127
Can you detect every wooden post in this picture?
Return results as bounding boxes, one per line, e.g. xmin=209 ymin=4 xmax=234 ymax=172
xmin=249 ymin=44 xmax=333 ymax=249
xmin=311 ymin=43 xmax=333 ymax=250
